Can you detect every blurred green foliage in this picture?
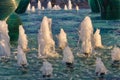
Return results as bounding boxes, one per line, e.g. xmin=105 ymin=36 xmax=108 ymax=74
xmin=6 ymin=12 xmax=22 ymax=41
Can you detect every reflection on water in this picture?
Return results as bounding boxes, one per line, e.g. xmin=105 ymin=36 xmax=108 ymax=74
xmin=0 ymin=9 xmax=120 ymax=80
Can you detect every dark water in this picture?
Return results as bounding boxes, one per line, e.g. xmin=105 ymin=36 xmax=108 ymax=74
xmin=0 ymin=9 xmax=120 ymax=80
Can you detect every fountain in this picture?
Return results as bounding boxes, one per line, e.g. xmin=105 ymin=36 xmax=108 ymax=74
xmin=17 ymin=45 xmax=28 ymax=67
xmin=81 ymin=40 xmax=92 ymax=57
xmin=57 ymin=28 xmax=68 ymax=50
xmin=79 ymin=16 xmax=93 ymax=56
xmin=56 ymin=5 xmax=61 ymax=10
xmin=0 ymin=21 xmax=11 ymax=58
xmin=76 ymin=5 xmax=79 ymax=11
xmin=53 ymin=5 xmax=57 ymax=10
xmin=62 ymin=46 xmax=74 ymax=69
xmin=47 ymin=1 xmax=52 ymax=10
xmin=41 ymin=6 xmax=45 ymax=10
xmin=0 ymin=21 xmax=10 ymax=43
xmin=38 ymin=16 xmax=59 ymax=58
xmin=18 ymin=25 xmax=28 ymax=51
xmin=27 ymin=3 xmax=31 ymax=12
xmin=1 ymin=2 xmax=120 ymax=79
xmin=93 ymin=29 xmax=104 ymax=48
xmin=53 ymin=5 xmax=61 ymax=10
xmin=0 ymin=39 xmax=10 ymax=58
xmin=95 ymin=57 xmax=107 ymax=77
xmin=40 ymin=60 xmax=53 ymax=78
xmin=79 ymin=16 xmax=93 ymax=42
xmin=38 ymin=30 xmax=46 ymax=58
xmin=111 ymin=46 xmax=120 ymax=66
xmin=38 ymin=0 xmax=41 ymax=10
xmin=0 ymin=32 xmax=11 ymax=58
xmin=31 ymin=6 xmax=35 ymax=12
xmin=64 ymin=5 xmax=68 ymax=10
xmin=68 ymin=0 xmax=72 ymax=10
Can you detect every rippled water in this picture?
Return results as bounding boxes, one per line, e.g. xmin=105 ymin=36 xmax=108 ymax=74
xmin=0 ymin=9 xmax=120 ymax=80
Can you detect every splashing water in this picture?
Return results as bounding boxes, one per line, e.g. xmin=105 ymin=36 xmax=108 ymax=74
xmin=68 ymin=0 xmax=72 ymax=10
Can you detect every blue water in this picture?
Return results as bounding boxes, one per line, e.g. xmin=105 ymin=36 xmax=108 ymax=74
xmin=0 ymin=9 xmax=120 ymax=80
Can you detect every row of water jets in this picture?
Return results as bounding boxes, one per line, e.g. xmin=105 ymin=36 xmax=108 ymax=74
xmin=27 ymin=0 xmax=79 ymax=12
xmin=0 ymin=15 xmax=120 ymax=78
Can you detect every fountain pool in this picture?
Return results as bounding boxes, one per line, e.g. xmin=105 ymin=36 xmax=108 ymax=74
xmin=0 ymin=9 xmax=120 ymax=80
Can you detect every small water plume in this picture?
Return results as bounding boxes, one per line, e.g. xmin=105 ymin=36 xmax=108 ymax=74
xmin=0 ymin=39 xmax=10 ymax=58
xmin=47 ymin=1 xmax=52 ymax=10
xmin=57 ymin=28 xmax=68 ymax=50
xmin=0 ymin=21 xmax=10 ymax=59
xmin=68 ymin=0 xmax=72 ymax=10
xmin=111 ymin=46 xmax=120 ymax=67
xmin=27 ymin=3 xmax=31 ymax=12
xmin=95 ymin=57 xmax=107 ymax=78
xmin=38 ymin=0 xmax=41 ymax=10
xmin=0 ymin=21 xmax=10 ymax=43
xmin=53 ymin=5 xmax=57 ymax=10
xmin=18 ymin=25 xmax=28 ymax=51
xmin=79 ymin=16 xmax=93 ymax=42
xmin=56 ymin=5 xmax=61 ymax=10
xmin=62 ymin=46 xmax=74 ymax=69
xmin=38 ymin=30 xmax=46 ymax=58
xmin=41 ymin=6 xmax=45 ymax=10
xmin=81 ymin=39 xmax=92 ymax=57
xmin=93 ymin=29 xmax=104 ymax=48
xmin=31 ymin=6 xmax=35 ymax=12
xmin=40 ymin=60 xmax=53 ymax=78
xmin=38 ymin=16 xmax=59 ymax=58
xmin=17 ymin=45 xmax=28 ymax=67
xmin=64 ymin=5 xmax=68 ymax=10
xmin=79 ymin=16 xmax=94 ymax=56
xmin=76 ymin=5 xmax=79 ymax=11
xmin=53 ymin=5 xmax=61 ymax=10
